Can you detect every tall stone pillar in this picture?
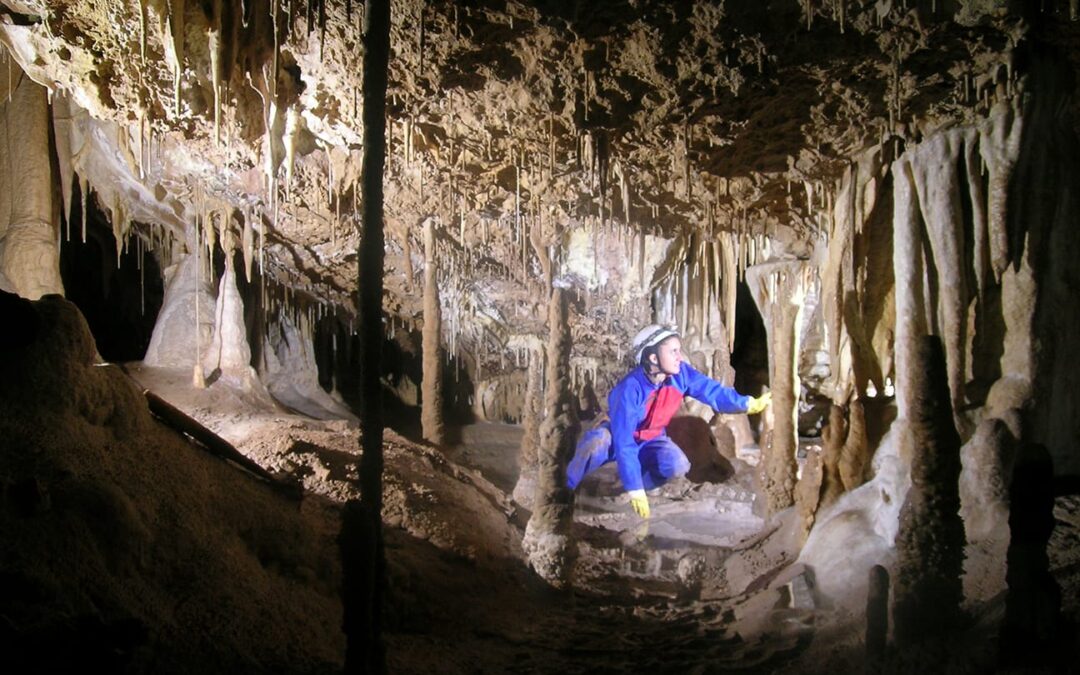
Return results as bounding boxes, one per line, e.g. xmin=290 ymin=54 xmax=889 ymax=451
xmin=0 ymin=65 xmax=63 ymax=299
xmin=747 ymin=259 xmax=810 ymax=516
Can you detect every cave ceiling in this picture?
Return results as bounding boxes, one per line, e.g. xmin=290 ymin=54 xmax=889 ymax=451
xmin=0 ymin=0 xmax=1044 ymax=368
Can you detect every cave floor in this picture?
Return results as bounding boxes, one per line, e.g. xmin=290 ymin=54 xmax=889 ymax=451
xmin=122 ymin=365 xmax=835 ymax=672
xmin=119 ymin=366 xmax=1080 ymax=673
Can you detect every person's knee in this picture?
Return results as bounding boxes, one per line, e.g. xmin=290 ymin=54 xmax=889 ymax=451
xmin=670 ymin=453 xmax=691 ymax=478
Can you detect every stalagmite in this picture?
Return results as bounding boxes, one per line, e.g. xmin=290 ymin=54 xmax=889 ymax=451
xmin=421 ymin=217 xmax=445 ymax=445
xmin=893 ymin=336 xmax=964 ymax=646
xmin=204 ymin=226 xmax=256 ymax=385
xmin=794 ymin=443 xmax=823 ymax=543
xmin=523 ymin=288 xmax=579 ymax=588
xmin=959 ymin=417 xmax=1016 ymax=601
xmin=818 ymin=404 xmax=846 ymax=510
xmin=866 ymin=566 xmax=889 ymax=668
xmin=838 ymin=399 xmax=869 ymax=492
xmin=1000 ymin=442 xmax=1061 ymax=666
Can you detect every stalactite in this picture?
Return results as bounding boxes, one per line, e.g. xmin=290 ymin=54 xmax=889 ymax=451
xmin=979 ymin=102 xmax=1023 ymax=282
xmin=112 ymin=194 xmax=125 ymax=267
xmin=166 ymin=0 xmax=186 ymax=117
xmin=209 ymin=0 xmax=223 ymax=145
xmin=193 ymin=221 xmax=206 ymax=389
xmin=241 ymin=206 xmax=253 ymax=280
xmin=271 ymin=0 xmax=280 ymax=101
xmin=721 ymin=232 xmax=737 ymax=352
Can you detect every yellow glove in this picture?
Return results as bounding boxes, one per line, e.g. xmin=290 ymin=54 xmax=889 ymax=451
xmin=746 ymin=392 xmax=772 ymax=415
xmin=628 ymin=489 xmax=650 ymax=518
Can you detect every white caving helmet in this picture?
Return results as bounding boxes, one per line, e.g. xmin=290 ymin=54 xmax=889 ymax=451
xmin=632 ymin=324 xmax=679 ymax=365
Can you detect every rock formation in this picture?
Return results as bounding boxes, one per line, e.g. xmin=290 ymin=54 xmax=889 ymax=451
xmin=421 ymin=216 xmax=444 ymax=445
xmin=523 ymin=287 xmax=578 ymax=588
xmin=0 ymin=0 xmax=1079 ymax=669
xmin=748 ymin=259 xmax=811 ymax=516
xmin=892 ymin=336 xmax=965 ymax=646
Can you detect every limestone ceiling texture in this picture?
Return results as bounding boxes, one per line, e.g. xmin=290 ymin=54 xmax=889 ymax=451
xmin=0 ymin=0 xmax=1060 ymax=375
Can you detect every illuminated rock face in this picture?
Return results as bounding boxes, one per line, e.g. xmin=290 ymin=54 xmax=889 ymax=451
xmin=1 ymin=3 xmax=1080 ymax=533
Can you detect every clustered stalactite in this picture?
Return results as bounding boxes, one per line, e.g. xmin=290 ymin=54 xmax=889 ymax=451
xmin=892 ymin=97 xmax=1025 ymax=445
xmin=820 ymin=145 xmax=897 ymax=407
xmin=892 ymin=336 xmax=965 ymax=647
xmin=522 ymin=287 xmax=578 ymax=588
xmin=0 ymin=0 xmax=1040 ymax=422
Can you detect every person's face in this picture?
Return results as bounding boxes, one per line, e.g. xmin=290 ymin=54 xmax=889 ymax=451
xmin=651 ymin=336 xmax=683 ymax=376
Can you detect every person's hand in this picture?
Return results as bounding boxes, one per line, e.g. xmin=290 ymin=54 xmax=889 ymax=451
xmin=628 ymin=489 xmax=650 ymax=518
xmin=746 ymin=392 xmax=772 ymax=415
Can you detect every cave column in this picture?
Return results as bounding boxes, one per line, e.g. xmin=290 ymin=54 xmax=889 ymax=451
xmin=747 ymin=259 xmax=809 ymax=516
xmin=523 ymin=287 xmax=578 ymax=587
xmin=0 ymin=63 xmax=63 ymax=299
xmin=421 ymin=216 xmax=445 ymax=445
xmin=891 ymin=155 xmax=929 ymax=463
xmin=512 ymin=341 xmax=544 ymax=507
